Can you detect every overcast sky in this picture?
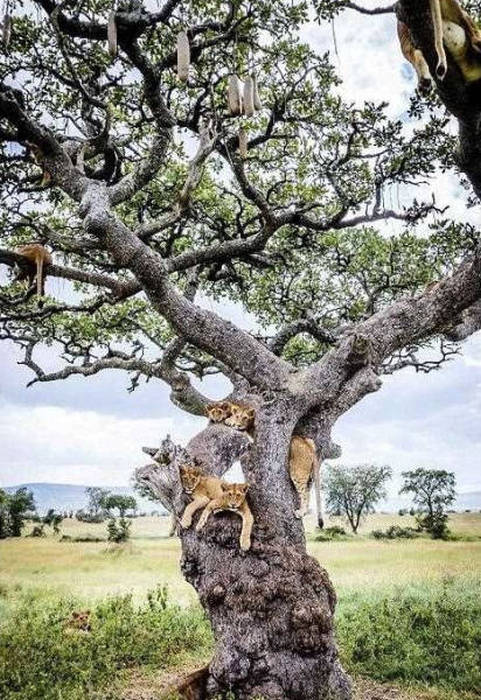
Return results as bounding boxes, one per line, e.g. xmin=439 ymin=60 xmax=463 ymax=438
xmin=1 ymin=6 xmax=480 ymax=499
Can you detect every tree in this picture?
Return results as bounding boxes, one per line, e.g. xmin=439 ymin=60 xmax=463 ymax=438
xmin=103 ymin=494 xmax=136 ymax=543
xmin=6 ymin=488 xmax=36 ymax=537
xmin=43 ymin=508 xmax=64 ymax=535
xmin=85 ymin=487 xmax=111 ymax=519
xmin=400 ymin=468 xmax=456 ymax=539
xmin=0 ymin=0 xmax=480 ymax=696
xmin=0 ymin=489 xmax=9 ymax=539
xmin=325 ymin=464 xmax=392 ymax=534
xmin=102 ymin=494 xmax=137 ymax=517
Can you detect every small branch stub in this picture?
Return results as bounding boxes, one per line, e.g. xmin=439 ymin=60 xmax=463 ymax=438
xmin=238 ymin=127 xmax=248 ymax=158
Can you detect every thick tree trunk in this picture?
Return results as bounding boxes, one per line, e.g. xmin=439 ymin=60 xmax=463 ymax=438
xmin=137 ymin=412 xmax=351 ymax=699
xmin=181 ymin=521 xmax=350 ymax=699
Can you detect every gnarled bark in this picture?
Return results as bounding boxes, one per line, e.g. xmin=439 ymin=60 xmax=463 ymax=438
xmin=136 ymin=410 xmax=351 ymax=700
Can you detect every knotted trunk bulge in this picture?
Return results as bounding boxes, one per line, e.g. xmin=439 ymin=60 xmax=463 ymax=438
xmin=136 ymin=417 xmax=351 ymax=700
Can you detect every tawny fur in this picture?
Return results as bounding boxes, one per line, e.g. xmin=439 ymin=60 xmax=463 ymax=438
xmin=398 ymin=20 xmax=432 ymax=91
xmin=179 ymin=462 xmax=225 ymax=529
xmin=289 ymin=436 xmax=318 ymax=519
xmin=15 ymin=243 xmax=52 ymax=300
xmin=206 ymin=402 xmax=320 ymax=520
xmin=163 ymin=665 xmax=209 ymax=699
xmin=65 ymin=610 xmax=91 ymax=634
xmin=27 ymin=142 xmax=51 ymax=187
xmin=398 ymin=0 xmax=481 ymax=87
xmin=196 ymin=482 xmax=253 ymax=551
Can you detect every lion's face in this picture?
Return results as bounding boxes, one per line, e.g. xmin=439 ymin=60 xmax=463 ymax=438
xmin=225 ymin=404 xmax=255 ymax=431
xmin=180 ymin=463 xmax=203 ymax=493
xmin=206 ymin=402 xmax=233 ymax=423
xmin=222 ymin=482 xmax=249 ymax=509
xmin=68 ymin=610 xmax=91 ymax=632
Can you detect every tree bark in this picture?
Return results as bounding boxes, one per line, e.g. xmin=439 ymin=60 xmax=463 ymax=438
xmin=137 ymin=413 xmax=351 ymax=700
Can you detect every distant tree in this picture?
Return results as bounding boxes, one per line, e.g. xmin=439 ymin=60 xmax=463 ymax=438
xmin=6 ymin=488 xmax=36 ymax=537
xmin=326 ymin=464 xmax=392 ymax=534
xmin=43 ymin=509 xmax=64 ymax=535
xmin=400 ymin=469 xmax=456 ymax=540
xmin=102 ymin=494 xmax=137 ymax=518
xmin=85 ymin=487 xmax=111 ymax=518
xmin=102 ymin=494 xmax=136 ymax=544
xmin=0 ymin=489 xmax=9 ymax=539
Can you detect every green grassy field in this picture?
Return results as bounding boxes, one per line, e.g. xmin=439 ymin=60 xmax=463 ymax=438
xmin=1 ymin=512 xmax=480 ymax=605
xmin=1 ymin=512 xmax=480 ymax=699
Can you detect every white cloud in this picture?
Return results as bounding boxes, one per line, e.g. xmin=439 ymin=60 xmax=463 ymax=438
xmin=0 ymin=400 xmax=203 ymax=487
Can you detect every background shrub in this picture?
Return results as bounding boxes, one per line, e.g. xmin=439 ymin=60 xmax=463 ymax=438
xmin=336 ymin=578 xmax=481 ymax=693
xmin=371 ymin=525 xmax=419 ymax=540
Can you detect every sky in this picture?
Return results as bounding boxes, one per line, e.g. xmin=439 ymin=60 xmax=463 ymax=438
xmin=1 ymin=5 xmax=480 ymax=501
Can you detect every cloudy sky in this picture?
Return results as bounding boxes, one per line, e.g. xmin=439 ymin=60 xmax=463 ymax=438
xmin=1 ymin=5 xmax=480 ymax=501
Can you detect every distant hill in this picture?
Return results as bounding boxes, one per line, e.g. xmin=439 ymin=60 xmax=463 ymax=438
xmin=3 ymin=482 xmax=480 ymax=516
xmin=3 ymin=482 xmax=165 ymax=515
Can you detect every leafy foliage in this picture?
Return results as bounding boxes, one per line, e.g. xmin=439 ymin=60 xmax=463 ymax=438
xmin=107 ymin=516 xmax=131 ymax=543
xmin=0 ymin=586 xmax=212 ymax=700
xmin=0 ymin=0 xmax=473 ymax=389
xmin=0 ymin=487 xmax=35 ymax=538
xmin=337 ymin=578 xmax=481 ymax=693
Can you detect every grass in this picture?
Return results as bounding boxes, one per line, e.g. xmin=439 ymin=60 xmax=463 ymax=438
xmin=337 ymin=577 xmax=481 ymax=695
xmin=1 ymin=512 xmax=481 ymax=699
xmin=0 ymin=585 xmax=212 ymax=700
xmin=1 ymin=513 xmax=480 ymax=604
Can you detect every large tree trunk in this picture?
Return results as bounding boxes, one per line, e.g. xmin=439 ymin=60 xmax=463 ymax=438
xmin=137 ymin=411 xmax=351 ymax=700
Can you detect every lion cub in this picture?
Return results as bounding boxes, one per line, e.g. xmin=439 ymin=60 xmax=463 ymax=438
xmin=196 ymin=482 xmax=253 ymax=551
xmin=179 ymin=460 xmax=224 ymax=529
xmin=206 ymin=402 xmax=317 ymax=518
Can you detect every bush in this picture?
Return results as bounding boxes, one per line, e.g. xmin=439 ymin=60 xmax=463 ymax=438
xmin=313 ymin=526 xmax=350 ymax=542
xmin=416 ymin=511 xmax=450 ymax=540
xmin=107 ymin=517 xmax=131 ymax=543
xmin=0 ymin=586 xmax=212 ymax=700
xmin=336 ymin=578 xmax=481 ymax=693
xmin=75 ymin=510 xmax=105 ymax=523
xmin=29 ymin=525 xmax=46 ymax=538
xmin=371 ymin=525 xmax=419 ymax=540
xmin=60 ymin=535 xmax=105 ymax=543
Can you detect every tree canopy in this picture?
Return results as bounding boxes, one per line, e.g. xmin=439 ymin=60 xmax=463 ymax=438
xmin=325 ymin=463 xmax=392 ymax=533
xmin=1 ymin=0 xmax=480 ymax=414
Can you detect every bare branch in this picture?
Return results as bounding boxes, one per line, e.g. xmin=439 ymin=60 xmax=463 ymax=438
xmin=341 ymin=1 xmax=396 ymax=15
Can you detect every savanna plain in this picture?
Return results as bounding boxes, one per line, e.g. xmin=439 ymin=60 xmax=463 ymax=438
xmin=1 ymin=512 xmax=481 ymax=700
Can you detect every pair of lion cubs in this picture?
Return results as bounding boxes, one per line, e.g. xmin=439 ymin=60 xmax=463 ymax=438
xmin=179 ymin=401 xmax=317 ymax=551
